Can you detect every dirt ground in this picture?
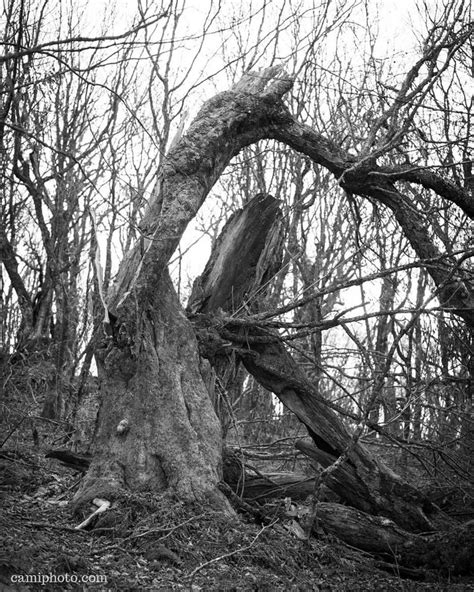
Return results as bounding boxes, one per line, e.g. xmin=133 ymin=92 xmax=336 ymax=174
xmin=1 ymin=448 xmax=473 ymax=592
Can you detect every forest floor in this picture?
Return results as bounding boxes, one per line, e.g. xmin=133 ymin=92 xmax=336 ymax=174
xmin=1 ymin=447 xmax=474 ymax=592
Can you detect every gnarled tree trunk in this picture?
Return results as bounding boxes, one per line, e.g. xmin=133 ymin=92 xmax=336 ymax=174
xmin=74 ymin=271 xmax=229 ymax=509
xmin=76 ymin=66 xmax=472 ymax=516
xmin=75 ymin=68 xmax=293 ymax=507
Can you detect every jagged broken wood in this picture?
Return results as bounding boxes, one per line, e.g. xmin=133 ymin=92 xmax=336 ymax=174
xmin=188 ymin=195 xmax=437 ymax=532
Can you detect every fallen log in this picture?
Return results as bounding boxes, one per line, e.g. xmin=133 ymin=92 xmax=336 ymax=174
xmin=45 ymin=449 xmax=92 ymax=473
xmin=312 ymin=503 xmax=474 ymax=576
xmin=221 ymin=457 xmax=474 ymax=577
xmin=222 ymin=458 xmax=473 ymax=577
xmin=230 ymin=472 xmax=316 ymax=502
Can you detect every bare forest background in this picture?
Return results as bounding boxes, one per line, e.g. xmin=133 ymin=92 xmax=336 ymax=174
xmin=1 ymin=0 xmax=472 ymax=521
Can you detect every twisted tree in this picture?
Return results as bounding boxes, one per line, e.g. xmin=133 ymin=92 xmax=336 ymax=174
xmin=75 ymin=53 xmax=473 ymax=525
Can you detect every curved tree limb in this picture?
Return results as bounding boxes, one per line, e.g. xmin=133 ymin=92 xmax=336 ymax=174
xmin=107 ymin=66 xmax=473 ymax=329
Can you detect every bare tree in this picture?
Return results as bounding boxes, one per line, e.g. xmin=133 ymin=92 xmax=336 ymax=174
xmin=2 ymin=0 xmax=472 ymax=573
xmin=0 ymin=0 xmax=167 ymax=431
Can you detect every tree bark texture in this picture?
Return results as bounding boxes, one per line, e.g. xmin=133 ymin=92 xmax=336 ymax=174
xmin=187 ymin=193 xmax=284 ymax=430
xmin=74 ymin=271 xmax=229 ymax=511
xmin=220 ymin=451 xmax=472 ymax=576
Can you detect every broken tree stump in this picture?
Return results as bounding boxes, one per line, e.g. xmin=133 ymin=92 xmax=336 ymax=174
xmin=188 ymin=193 xmax=440 ymax=533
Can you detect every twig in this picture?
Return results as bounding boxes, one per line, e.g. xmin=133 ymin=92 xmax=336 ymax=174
xmin=218 ymin=482 xmax=273 ymax=524
xmin=127 ymin=514 xmax=205 ymax=542
xmin=186 ymin=520 xmax=276 ymax=581
xmin=28 ymin=521 xmax=90 ymax=533
xmin=1 ymin=416 xmax=27 ymax=447
xmin=54 ymin=476 xmax=83 ymax=500
xmin=99 ymin=514 xmax=205 ymax=553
